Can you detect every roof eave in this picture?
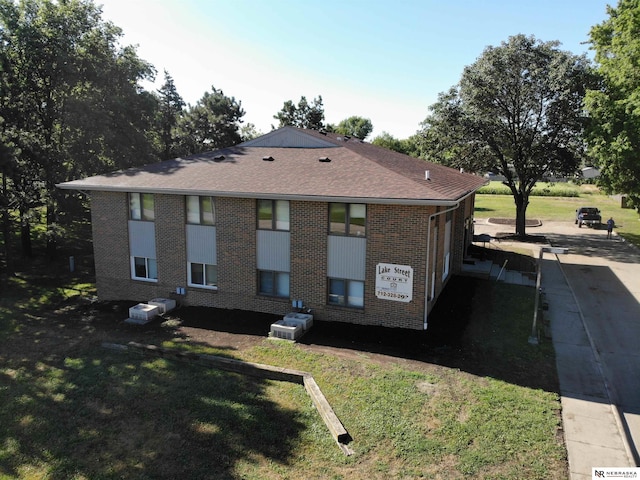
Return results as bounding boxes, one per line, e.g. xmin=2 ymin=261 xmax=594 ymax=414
xmin=56 ymin=182 xmax=478 ymax=206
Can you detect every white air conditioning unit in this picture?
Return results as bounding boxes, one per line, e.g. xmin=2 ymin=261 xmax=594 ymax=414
xmin=128 ymin=303 xmax=160 ymax=322
xmin=148 ymin=298 xmax=176 ymax=314
xmin=283 ymin=312 xmax=313 ymax=331
xmin=270 ymin=320 xmax=303 ymax=341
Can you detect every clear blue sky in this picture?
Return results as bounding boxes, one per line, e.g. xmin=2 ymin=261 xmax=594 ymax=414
xmin=99 ymin=0 xmax=612 ymax=139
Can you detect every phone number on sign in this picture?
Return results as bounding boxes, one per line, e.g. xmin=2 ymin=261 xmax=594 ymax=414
xmin=376 ymin=290 xmax=409 ymax=300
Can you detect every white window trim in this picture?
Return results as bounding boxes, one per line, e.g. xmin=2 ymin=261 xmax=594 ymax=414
xmin=328 ymin=278 xmax=365 ymax=309
xmin=187 ymin=262 xmax=218 ymax=290
xmin=130 ymin=256 xmax=158 ymax=282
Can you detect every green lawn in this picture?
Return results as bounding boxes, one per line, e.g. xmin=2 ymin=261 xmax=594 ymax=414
xmin=475 ymin=185 xmax=640 ymax=248
xmin=0 ymin=259 xmax=566 ymax=479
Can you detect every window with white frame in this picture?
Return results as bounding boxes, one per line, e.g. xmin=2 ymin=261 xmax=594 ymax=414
xmin=186 ymin=195 xmax=215 ymax=225
xmin=129 ymin=193 xmax=155 ymax=221
xmin=257 ymin=200 xmax=289 ymax=231
xmin=188 ymin=262 xmax=217 ymax=288
xmin=258 ymin=270 xmax=289 ymax=297
xmin=329 ymin=203 xmax=366 ymax=236
xmin=132 ymin=256 xmax=157 ymax=281
xmin=328 ymin=278 xmax=364 ymax=308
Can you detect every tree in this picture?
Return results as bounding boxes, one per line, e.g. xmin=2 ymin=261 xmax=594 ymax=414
xmin=334 ymin=116 xmax=373 ymax=139
xmin=372 ymin=132 xmax=407 ymax=152
xmin=372 ymin=131 xmax=421 ymax=156
xmin=273 ymin=95 xmax=325 ymax=130
xmin=240 ymin=123 xmax=261 ymax=142
xmin=0 ymin=0 xmax=156 ymax=259
xmin=156 ymin=70 xmax=185 ymax=160
xmin=174 ymin=86 xmax=245 ymax=155
xmin=586 ymin=0 xmax=640 ymax=209
xmin=419 ymin=35 xmax=593 ymax=236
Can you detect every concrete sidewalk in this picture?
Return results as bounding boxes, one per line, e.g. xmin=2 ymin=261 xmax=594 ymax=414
xmin=541 ymin=254 xmax=635 ymax=479
xmin=472 ymin=220 xmax=639 ymax=479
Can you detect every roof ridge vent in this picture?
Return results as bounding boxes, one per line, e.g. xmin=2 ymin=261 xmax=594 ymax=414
xmin=318 ymin=157 xmax=331 ymax=163
xmin=262 ymin=156 xmax=274 ymax=161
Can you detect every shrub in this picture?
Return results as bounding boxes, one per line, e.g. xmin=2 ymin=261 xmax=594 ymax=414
xmin=477 ymin=182 xmax=579 ymax=197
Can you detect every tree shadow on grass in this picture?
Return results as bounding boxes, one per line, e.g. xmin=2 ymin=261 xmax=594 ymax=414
xmin=0 ymin=308 xmax=306 ymax=480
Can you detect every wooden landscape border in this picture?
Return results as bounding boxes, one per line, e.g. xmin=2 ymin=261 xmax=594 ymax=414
xmin=102 ymin=342 xmax=353 ymax=455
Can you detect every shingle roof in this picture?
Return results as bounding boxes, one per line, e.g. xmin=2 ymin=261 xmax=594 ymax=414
xmin=57 ymin=127 xmax=487 ymax=205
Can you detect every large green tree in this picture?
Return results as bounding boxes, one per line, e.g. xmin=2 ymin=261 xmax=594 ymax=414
xmin=0 ymin=0 xmax=156 ymax=259
xmin=420 ymin=35 xmax=593 ymax=236
xmin=273 ymin=95 xmax=325 ymax=130
xmin=586 ymin=0 xmax=640 ymax=209
xmin=156 ymin=70 xmax=185 ymax=160
xmin=333 ymin=116 xmax=373 ymax=140
xmin=372 ymin=132 xmax=421 ymax=156
xmin=174 ymin=86 xmax=245 ymax=156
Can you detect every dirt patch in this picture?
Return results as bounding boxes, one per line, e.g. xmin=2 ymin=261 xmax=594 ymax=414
xmin=24 ymin=275 xmax=479 ymax=369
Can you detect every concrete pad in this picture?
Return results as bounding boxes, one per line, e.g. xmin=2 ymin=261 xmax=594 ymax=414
xmin=550 ymin=311 xmax=591 ymax=345
xmin=568 ymin=473 xmax=590 ymax=480
xmin=124 ymin=317 xmax=154 ymax=325
xmin=562 ymin=398 xmax=628 ymax=450
xmin=565 ymin=440 xmax=632 ymax=475
xmin=555 ymin=344 xmax=608 ymax=399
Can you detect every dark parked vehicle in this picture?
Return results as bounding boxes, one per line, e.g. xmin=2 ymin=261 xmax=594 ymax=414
xmin=575 ymin=207 xmax=602 ymax=228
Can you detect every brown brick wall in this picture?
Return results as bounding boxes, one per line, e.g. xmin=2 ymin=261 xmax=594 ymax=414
xmin=359 ymin=203 xmax=433 ymax=329
xmin=193 ymin=197 xmax=291 ymax=315
xmin=155 ymin=194 xmax=187 ymax=297
xmin=290 ymin=201 xmax=327 ymax=312
xmin=90 ymin=191 xmax=132 ymax=300
xmin=91 ymin=192 xmax=190 ymax=302
xmin=89 ymin=191 xmax=473 ymax=330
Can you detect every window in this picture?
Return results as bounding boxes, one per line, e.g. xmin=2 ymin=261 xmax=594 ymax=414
xmin=129 ymin=193 xmax=154 ymax=221
xmin=187 ymin=196 xmax=215 ymax=225
xmin=329 ymin=203 xmax=366 ymax=236
xmin=189 ymin=263 xmax=217 ymax=288
xmin=257 ymin=200 xmax=289 ymax=231
xmin=132 ymin=256 xmax=157 ymax=281
xmin=328 ymin=278 xmax=364 ymax=308
xmin=258 ymin=270 xmax=289 ymax=297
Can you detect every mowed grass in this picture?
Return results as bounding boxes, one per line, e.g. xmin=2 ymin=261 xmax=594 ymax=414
xmin=475 ymin=183 xmax=640 ymax=247
xmin=0 ymin=258 xmax=566 ymax=479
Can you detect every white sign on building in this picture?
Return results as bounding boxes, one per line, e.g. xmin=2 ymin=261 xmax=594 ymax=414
xmin=375 ymin=263 xmax=413 ymax=303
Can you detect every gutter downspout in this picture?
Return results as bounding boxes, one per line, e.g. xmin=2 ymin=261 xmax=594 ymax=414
xmin=423 ymin=203 xmax=461 ymax=330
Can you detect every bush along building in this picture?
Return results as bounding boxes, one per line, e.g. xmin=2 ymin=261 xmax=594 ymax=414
xmin=58 ymin=127 xmax=487 ymax=330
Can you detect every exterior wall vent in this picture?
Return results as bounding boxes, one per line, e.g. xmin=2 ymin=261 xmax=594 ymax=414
xmin=263 ymin=156 xmax=274 ymax=161
xmin=319 ymin=157 xmax=331 ymax=163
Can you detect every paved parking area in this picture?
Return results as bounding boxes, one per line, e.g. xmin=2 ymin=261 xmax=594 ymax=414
xmin=474 ymin=219 xmax=640 ymax=478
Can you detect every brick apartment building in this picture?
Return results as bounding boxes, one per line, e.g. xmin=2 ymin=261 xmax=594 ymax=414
xmin=58 ymin=127 xmax=487 ymax=330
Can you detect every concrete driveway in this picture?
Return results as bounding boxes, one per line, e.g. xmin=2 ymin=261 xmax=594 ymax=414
xmin=474 ymin=219 xmax=640 ymax=477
